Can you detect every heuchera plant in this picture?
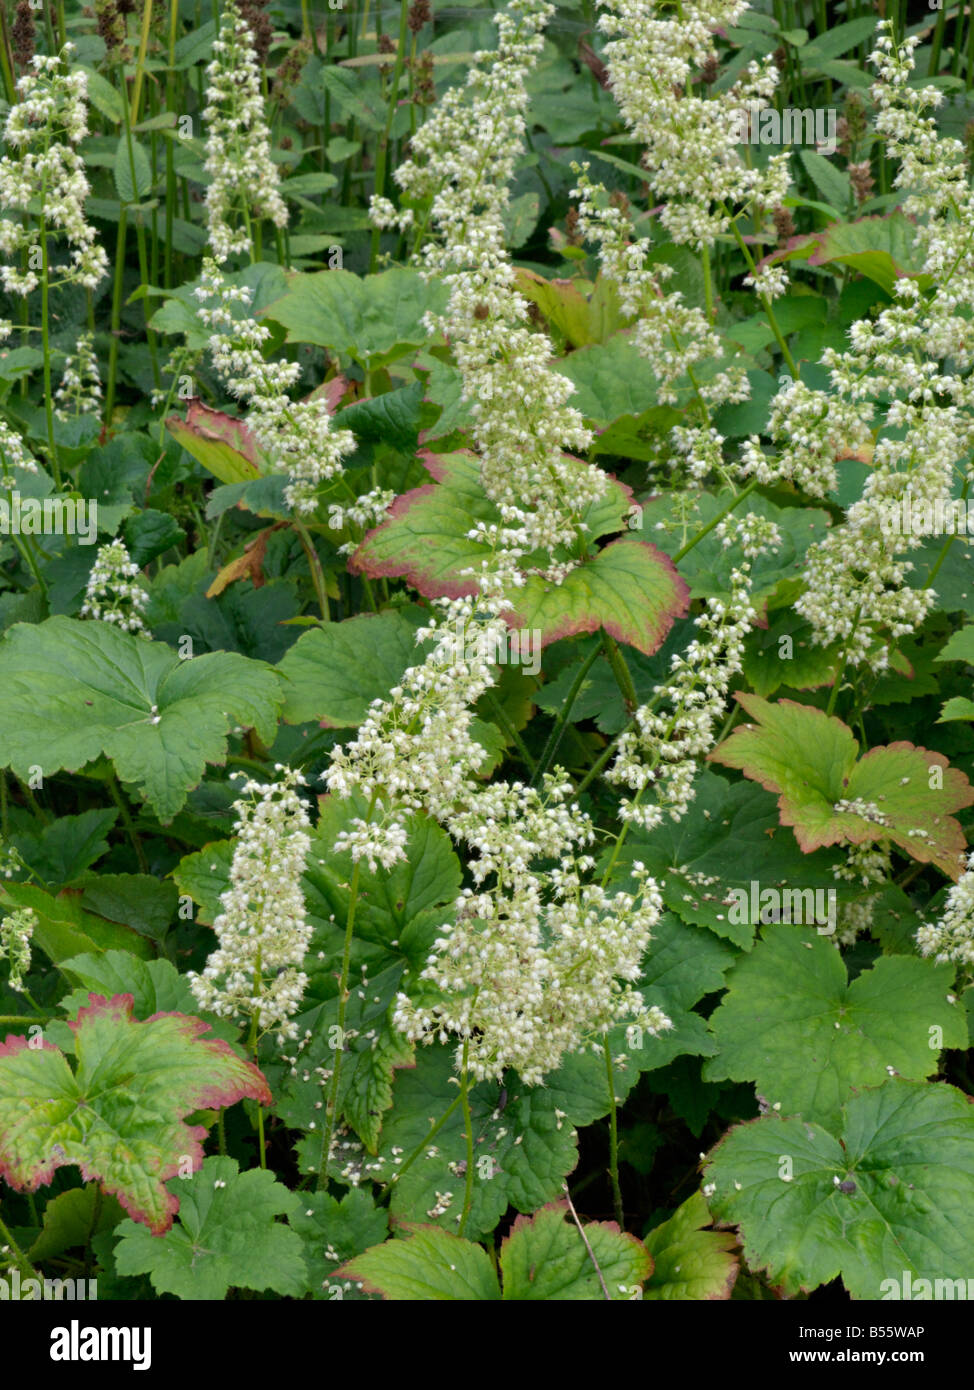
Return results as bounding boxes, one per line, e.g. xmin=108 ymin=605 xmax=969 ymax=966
xmin=1 ymin=0 xmax=974 ymax=1310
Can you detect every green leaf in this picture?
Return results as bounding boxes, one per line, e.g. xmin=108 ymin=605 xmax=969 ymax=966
xmin=80 ymin=66 xmax=123 ymax=123
xmin=338 ymin=1223 xmax=501 ymax=1300
xmin=114 ymin=1156 xmax=307 ymax=1298
xmin=113 ymin=137 xmax=152 ymax=203
xmin=261 ymin=267 xmax=448 ymax=368
xmin=320 ymin=67 xmax=385 ymax=132
xmin=513 ymin=538 xmax=690 ymax=658
xmin=30 ymin=1185 xmax=124 ymax=1262
xmin=500 ymin=191 xmax=540 ymax=249
xmin=171 ymin=19 xmax=216 ymax=68
xmin=940 ymin=696 xmax=974 ymax=723
xmin=643 ymin=1191 xmax=738 ymax=1299
xmin=166 ymin=401 xmax=261 ymax=485
xmin=0 ymin=995 xmax=270 ymax=1233
xmin=936 ymin=623 xmax=974 ymax=665
xmin=123 ymin=508 xmax=184 ymax=566
xmin=289 ymin=1188 xmax=389 ymax=1300
xmin=274 ymin=963 xmax=412 ymax=1157
xmin=499 ymin=1202 xmax=652 ymax=1300
xmin=742 ymin=612 xmax=839 ymax=698
xmin=76 ymin=874 xmax=178 ymax=942
xmin=9 ymin=808 xmax=118 ymax=886
xmin=277 ymin=607 xmax=426 ymax=726
xmin=800 ymin=16 xmax=880 ymax=63
xmin=0 ymin=881 xmax=154 ymax=963
xmin=0 ymin=616 xmax=282 ymax=822
xmin=798 ymin=150 xmax=851 ymax=213
xmin=704 ymin=927 xmax=965 ymax=1129
xmin=644 ymin=490 xmax=831 ymax=613
xmin=365 ymin=1046 xmax=580 ymax=1241
xmin=705 ymin=1079 xmax=974 ymax=1299
xmin=335 ymin=381 xmax=425 ymax=453
xmin=764 ymin=212 xmax=929 ymax=295
xmin=609 ymin=771 xmax=849 ymax=948
xmin=554 ymin=334 xmax=662 ymax=427
xmin=58 ymin=950 xmax=196 ymax=1020
xmin=710 ymin=693 xmax=974 ymax=879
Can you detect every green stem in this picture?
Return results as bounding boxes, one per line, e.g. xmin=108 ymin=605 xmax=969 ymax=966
xmin=317 ymin=853 xmax=364 ymax=1190
xmin=0 ymin=1205 xmax=39 ymax=1283
xmin=293 ymin=519 xmax=331 ymax=621
xmin=256 ymin=1104 xmax=267 ymax=1169
xmin=674 ymin=478 xmax=760 ymax=562
xmin=376 ymin=1092 xmax=463 ymax=1200
xmin=369 ymin=0 xmax=411 ymax=273
xmin=458 ymin=1038 xmax=475 ymax=1236
xmin=825 ymin=604 xmax=863 ymax=717
xmin=39 ymin=215 xmax=59 ymax=486
xmin=16 ymin=776 xmax=49 ymax=825
xmin=130 ymin=0 xmax=154 ymax=121
xmin=603 ymin=1038 xmax=624 ymax=1227
xmin=104 ymin=207 xmax=129 ymax=428
xmin=600 ymin=631 xmax=638 ymax=717
xmin=727 ymin=218 xmax=799 ymax=379
xmin=532 ymin=640 xmax=602 ymax=787
xmin=107 ymin=773 xmax=150 ymax=874
xmin=484 ymin=690 xmax=536 ymax=777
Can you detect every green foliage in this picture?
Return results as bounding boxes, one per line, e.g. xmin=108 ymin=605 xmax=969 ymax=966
xmin=706 ymin=1081 xmax=974 ymax=1299
xmin=3 ymin=0 xmax=974 ymax=1316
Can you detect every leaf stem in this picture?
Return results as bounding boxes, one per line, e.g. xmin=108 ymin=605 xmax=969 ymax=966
xmin=603 ymin=1037 xmax=624 ymax=1228
xmin=532 ymin=640 xmax=602 ymax=787
xmin=458 ymin=1037 xmax=475 ymax=1236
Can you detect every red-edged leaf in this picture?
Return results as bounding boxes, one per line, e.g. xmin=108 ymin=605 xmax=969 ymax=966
xmin=166 ymin=399 xmax=260 ymax=484
xmin=0 ymin=994 xmax=271 ymax=1233
xmin=351 ymin=450 xmax=688 ymax=655
xmin=710 ymin=693 xmax=974 ymax=878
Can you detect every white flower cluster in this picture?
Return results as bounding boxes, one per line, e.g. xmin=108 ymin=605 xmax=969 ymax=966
xmin=188 ymin=768 xmax=313 ymax=1041
xmin=715 ymin=511 xmax=780 ymax=558
xmin=833 ymin=841 xmax=891 ymax=948
xmin=326 ymin=582 xmax=513 ymax=838
xmin=55 ymin=330 xmax=102 ymax=420
xmin=328 ymin=555 xmax=671 ymax=1080
xmin=743 ymin=23 xmax=974 ymax=671
xmin=595 ymin=0 xmax=791 ymax=252
xmin=916 ymin=851 xmax=974 ymax=970
xmin=0 ymin=46 xmax=108 ymax=296
xmin=202 ymin=6 xmax=287 ymax=263
xmin=0 ymin=418 xmax=36 ymax=485
xmin=572 ymin=172 xmax=749 ymax=415
xmin=327 ymin=488 xmax=396 ymax=550
xmin=330 ymin=0 xmax=678 ymax=1084
xmin=0 ymin=841 xmax=23 ymax=881
xmin=0 ymin=906 xmax=35 ymax=993
xmin=608 ymin=562 xmax=759 ymax=830
xmin=194 ymin=260 xmax=357 ymax=512
xmin=80 ymin=539 xmax=149 ymax=635
xmin=739 ymin=379 xmax=873 ymax=498
xmin=395 ymin=835 xmax=671 ymax=1086
xmin=374 ymin=0 xmax=605 ymax=568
